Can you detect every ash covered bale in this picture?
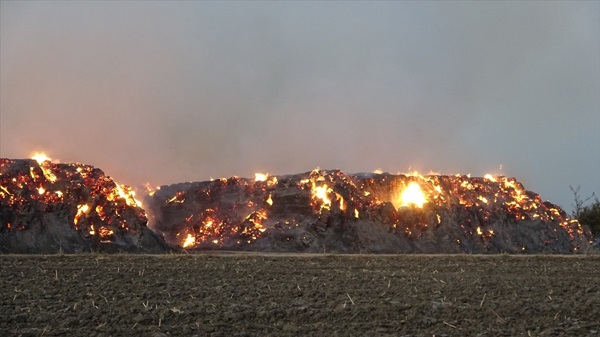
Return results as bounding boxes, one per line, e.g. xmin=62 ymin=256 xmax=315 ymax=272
xmin=0 ymin=158 xmax=168 ymax=253
xmin=147 ymin=169 xmax=593 ymax=253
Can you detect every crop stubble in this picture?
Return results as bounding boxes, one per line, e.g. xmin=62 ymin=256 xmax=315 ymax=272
xmin=1 ymin=254 xmax=599 ymax=336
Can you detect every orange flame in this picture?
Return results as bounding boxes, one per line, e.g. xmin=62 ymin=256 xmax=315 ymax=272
xmin=31 ymin=152 xmax=53 ymax=164
xmin=255 ymin=173 xmax=268 ymax=182
xmin=74 ymin=204 xmax=90 ymax=226
xmin=396 ymin=182 xmax=427 ymax=208
xmin=312 ymin=184 xmax=332 ymax=210
xmin=31 ymin=153 xmax=58 ymax=183
xmin=182 ymin=233 xmax=196 ymax=248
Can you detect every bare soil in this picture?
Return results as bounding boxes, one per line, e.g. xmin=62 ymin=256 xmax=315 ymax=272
xmin=1 ymin=254 xmax=599 ymax=337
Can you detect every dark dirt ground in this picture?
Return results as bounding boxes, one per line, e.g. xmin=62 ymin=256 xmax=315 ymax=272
xmin=1 ymin=254 xmax=599 ymax=337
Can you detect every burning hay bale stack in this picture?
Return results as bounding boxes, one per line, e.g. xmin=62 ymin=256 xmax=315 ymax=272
xmin=0 ymin=157 xmax=168 ymax=253
xmin=147 ymin=169 xmax=593 ymax=253
xmin=0 ymin=155 xmax=592 ymax=254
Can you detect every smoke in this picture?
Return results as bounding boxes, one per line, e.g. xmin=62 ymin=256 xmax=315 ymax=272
xmin=1 ymin=1 xmax=599 ymax=211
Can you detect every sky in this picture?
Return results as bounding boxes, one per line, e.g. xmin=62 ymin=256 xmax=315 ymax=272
xmin=1 ymin=1 xmax=599 ymax=211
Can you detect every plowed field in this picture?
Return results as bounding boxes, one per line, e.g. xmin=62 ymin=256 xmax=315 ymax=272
xmin=1 ymin=254 xmax=599 ymax=336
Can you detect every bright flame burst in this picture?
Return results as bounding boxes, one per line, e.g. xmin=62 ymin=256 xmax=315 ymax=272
xmin=484 ymin=174 xmax=497 ymax=182
xmin=255 ymin=173 xmax=268 ymax=182
xmin=312 ymin=184 xmax=332 ymax=210
xmin=74 ymin=204 xmax=90 ymax=226
xmin=182 ymin=233 xmax=196 ymax=248
xmin=255 ymin=172 xmax=278 ymax=186
xmin=397 ymin=182 xmax=427 ymax=208
xmin=31 ymin=152 xmax=53 ymax=164
xmin=31 ymin=152 xmax=58 ymax=183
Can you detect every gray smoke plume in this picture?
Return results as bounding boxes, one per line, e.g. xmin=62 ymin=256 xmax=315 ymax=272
xmin=1 ymin=1 xmax=598 ymax=211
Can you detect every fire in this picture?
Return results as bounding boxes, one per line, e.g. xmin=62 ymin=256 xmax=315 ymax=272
xmin=5 ymin=154 xmax=590 ymax=253
xmin=145 ymin=183 xmax=160 ymax=196
xmin=113 ymin=183 xmax=143 ymax=207
xmin=245 ymin=209 xmax=268 ymax=232
xmin=98 ymin=226 xmax=114 ymax=238
xmin=1 ymin=157 xmax=150 ymax=250
xmin=255 ymin=173 xmax=278 ymax=186
xmin=31 ymin=152 xmax=53 ymax=164
xmin=182 ymin=233 xmax=196 ymax=248
xmin=338 ymin=195 xmax=345 ymax=211
xmin=0 ymin=185 xmax=9 ymax=197
xmin=312 ymin=184 xmax=332 ymax=210
xmin=255 ymin=173 xmax=268 ymax=182
xmin=397 ymin=182 xmax=427 ymax=208
xmin=30 ymin=154 xmax=58 ymax=183
xmin=484 ymin=174 xmax=497 ymax=182
xmin=74 ymin=204 xmax=90 ymax=226
xmin=166 ymin=191 xmax=186 ymax=204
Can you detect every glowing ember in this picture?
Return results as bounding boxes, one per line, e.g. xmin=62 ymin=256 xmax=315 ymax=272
xmin=28 ymin=153 xmax=59 ymax=183
xmin=145 ymin=183 xmax=160 ymax=196
xmin=97 ymin=226 xmax=114 ymax=238
xmin=245 ymin=209 xmax=268 ymax=231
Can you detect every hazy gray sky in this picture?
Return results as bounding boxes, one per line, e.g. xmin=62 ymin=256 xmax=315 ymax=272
xmin=1 ymin=1 xmax=598 ymax=211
